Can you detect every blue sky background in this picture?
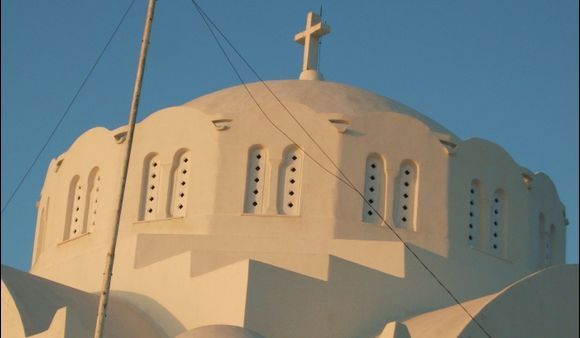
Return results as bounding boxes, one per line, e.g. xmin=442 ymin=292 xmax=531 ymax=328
xmin=1 ymin=0 xmax=578 ymax=270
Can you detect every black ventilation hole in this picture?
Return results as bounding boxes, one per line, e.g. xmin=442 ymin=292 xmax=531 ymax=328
xmin=150 ymin=185 xmax=155 ymax=190
xmin=469 ymin=212 xmax=474 ymax=217
xmin=493 ymin=244 xmax=498 ymax=249
xmin=148 ymin=208 xmax=153 ymax=213
xmin=149 ymin=197 xmax=154 ymax=201
xmin=252 ymin=201 xmax=258 ymax=206
xmin=469 ymin=223 xmax=473 ymax=228
xmin=181 ymin=181 xmax=186 ymax=186
xmin=255 ymin=166 xmax=261 ymax=171
xmin=371 ymin=163 xmax=376 ymax=169
xmin=405 ymin=170 xmax=410 ymax=175
xmin=256 ymin=154 xmax=262 ymax=159
xmin=180 ymin=192 xmax=185 ymax=198
xmin=289 ymin=191 xmax=295 ymax=196
xmin=403 ymin=193 xmax=409 ymax=198
xmin=368 ymin=211 xmax=373 ymax=216
xmin=369 ymin=187 xmax=375 ymax=192
xmin=73 ymin=229 xmax=77 ymax=234
xmin=468 ymin=235 xmax=473 ymax=240
xmin=253 ymin=189 xmax=259 ymax=195
xmin=369 ymin=199 xmax=374 ymax=204
xmin=97 ymin=176 xmax=101 ymax=181
xmin=494 ymin=210 xmax=499 ymax=214
xmin=288 ymin=202 xmax=294 ymax=208
xmin=178 ymin=204 xmax=184 ymax=209
xmin=403 ymin=205 xmax=408 ymax=210
xmin=470 ymin=189 xmax=475 ymax=194
xmin=291 ymin=167 xmax=296 ymax=172
xmin=183 ymin=158 xmax=189 ymax=163
xmin=96 ymin=188 xmax=100 ymax=192
xmin=494 ymin=198 xmax=499 ymax=203
xmin=74 ymin=218 xmax=78 ymax=223
xmin=92 ymin=222 xmax=95 ymax=225
xmin=402 ymin=217 xmax=407 ymax=222
xmin=370 ymin=175 xmax=375 ymax=180
xmin=254 ymin=178 xmax=260 ymax=183
xmin=292 ymin=155 xmax=298 ymax=160
xmin=404 ymin=182 xmax=409 ymax=187
xmin=290 ymin=179 xmax=296 ymax=184
xmin=470 ymin=200 xmax=474 ymax=205
xmin=78 ymin=186 xmax=82 ymax=190
xmin=93 ymin=210 xmax=97 ymax=214
xmin=493 ymin=233 xmax=498 ymax=238
xmin=182 ymin=169 xmax=187 ymax=174
xmin=76 ymin=207 xmax=79 ymax=211
xmin=152 ymin=174 xmax=156 ymax=178
xmin=77 ymin=196 xmax=81 ymax=200
xmin=153 ymin=162 xmax=158 ymax=167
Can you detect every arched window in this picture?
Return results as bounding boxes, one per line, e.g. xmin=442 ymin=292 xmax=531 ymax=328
xmin=362 ymin=153 xmax=386 ymax=223
xmin=539 ymin=213 xmax=555 ymax=267
xmin=394 ymin=160 xmax=418 ymax=229
xmin=168 ymin=150 xmax=192 ymax=217
xmin=468 ymin=180 xmax=482 ymax=247
xmin=35 ymin=198 xmax=49 ymax=261
xmin=244 ymin=146 xmax=267 ymax=214
xmin=490 ymin=189 xmax=506 ymax=253
xmin=84 ymin=167 xmax=100 ymax=231
xmin=278 ymin=145 xmax=304 ymax=216
xmin=140 ymin=153 xmax=161 ymax=221
xmin=64 ymin=175 xmax=83 ymax=240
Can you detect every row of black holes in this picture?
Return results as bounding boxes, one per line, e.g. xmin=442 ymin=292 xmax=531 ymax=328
xmin=468 ymin=188 xmax=477 ymax=242
xmin=469 ymin=189 xmax=501 ymax=249
xmin=72 ymin=178 xmax=101 ymax=232
xmin=286 ymin=155 xmax=299 ymax=209
xmin=251 ymin=154 xmax=299 ymax=209
xmin=491 ymin=196 xmax=500 ymax=249
xmin=147 ymin=163 xmax=159 ymax=214
xmin=366 ymin=166 xmax=413 ymax=220
xmin=251 ymin=153 xmax=263 ymax=207
xmin=147 ymin=159 xmax=189 ymax=214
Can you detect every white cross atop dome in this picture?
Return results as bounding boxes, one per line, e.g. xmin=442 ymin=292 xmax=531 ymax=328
xmin=294 ymin=11 xmax=331 ymax=81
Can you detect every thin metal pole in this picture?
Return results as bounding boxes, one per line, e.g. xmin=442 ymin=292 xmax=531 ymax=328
xmin=93 ymin=0 xmax=156 ymax=337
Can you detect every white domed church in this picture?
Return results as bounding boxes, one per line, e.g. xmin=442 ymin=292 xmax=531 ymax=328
xmin=1 ymin=11 xmax=578 ymax=338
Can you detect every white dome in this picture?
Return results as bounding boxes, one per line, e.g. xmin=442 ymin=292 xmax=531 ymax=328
xmin=174 ymin=325 xmax=264 ymax=338
xmin=183 ymin=80 xmax=457 ymax=138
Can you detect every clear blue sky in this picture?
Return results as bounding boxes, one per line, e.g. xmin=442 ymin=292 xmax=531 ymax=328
xmin=1 ymin=0 xmax=578 ymax=270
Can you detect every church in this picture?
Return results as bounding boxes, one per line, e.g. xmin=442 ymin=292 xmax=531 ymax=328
xmin=1 ymin=11 xmax=578 ymax=338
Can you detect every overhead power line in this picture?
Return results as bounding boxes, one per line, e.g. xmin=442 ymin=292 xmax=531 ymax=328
xmin=189 ymin=2 xmax=493 ymax=337
xmin=0 ymin=0 xmax=138 ymax=216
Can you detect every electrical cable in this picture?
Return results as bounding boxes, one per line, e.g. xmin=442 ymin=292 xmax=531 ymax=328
xmin=189 ymin=2 xmax=493 ymax=337
xmin=1 ymin=0 xmax=138 ymax=216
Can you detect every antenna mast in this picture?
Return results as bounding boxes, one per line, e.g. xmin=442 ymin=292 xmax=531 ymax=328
xmin=93 ymin=0 xmax=156 ymax=337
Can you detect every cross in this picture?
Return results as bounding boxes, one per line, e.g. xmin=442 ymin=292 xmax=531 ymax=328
xmin=294 ymin=12 xmax=331 ymax=80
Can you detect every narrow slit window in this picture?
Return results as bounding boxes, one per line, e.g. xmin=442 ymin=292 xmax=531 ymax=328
xmin=539 ymin=213 xmax=555 ymax=267
xmin=362 ymin=153 xmax=386 ymax=223
xmin=244 ymin=146 xmax=267 ymax=214
xmin=278 ymin=145 xmax=304 ymax=216
xmin=169 ymin=150 xmax=192 ymax=217
xmin=84 ymin=167 xmax=100 ymax=231
xmin=394 ymin=161 xmax=418 ymax=229
xmin=490 ymin=189 xmax=506 ymax=254
xmin=140 ymin=154 xmax=161 ymax=221
xmin=35 ymin=198 xmax=49 ymax=261
xmin=468 ymin=180 xmax=482 ymax=247
xmin=64 ymin=175 xmax=83 ymax=240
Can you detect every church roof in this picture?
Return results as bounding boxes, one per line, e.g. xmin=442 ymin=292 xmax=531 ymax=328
xmin=183 ymin=80 xmax=459 ymax=140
